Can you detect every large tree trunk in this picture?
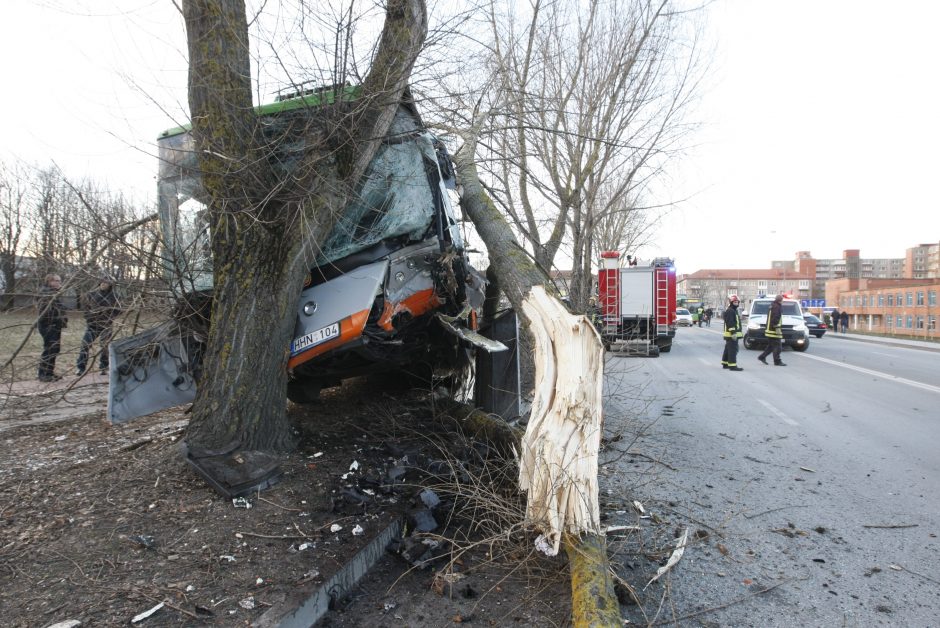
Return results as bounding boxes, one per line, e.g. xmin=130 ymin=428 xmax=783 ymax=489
xmin=455 ymin=140 xmax=619 ymax=625
xmin=181 ymin=0 xmax=428 ymax=452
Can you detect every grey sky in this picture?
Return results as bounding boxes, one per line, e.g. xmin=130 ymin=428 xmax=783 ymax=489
xmin=2 ymin=1 xmax=938 ymax=276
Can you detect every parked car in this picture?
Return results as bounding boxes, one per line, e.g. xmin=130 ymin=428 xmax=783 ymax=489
xmin=743 ymin=297 xmax=810 ymax=352
xmin=803 ymin=313 xmax=827 ymax=338
xmin=674 ymin=308 xmax=694 ymax=326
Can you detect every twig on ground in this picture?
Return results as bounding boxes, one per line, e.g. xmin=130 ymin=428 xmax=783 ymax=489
xmin=743 ymin=504 xmax=808 ymax=519
xmin=258 ymin=496 xmax=303 ymax=512
xmin=626 ymin=450 xmax=677 ymax=471
xmin=862 ymin=524 xmax=918 ymax=529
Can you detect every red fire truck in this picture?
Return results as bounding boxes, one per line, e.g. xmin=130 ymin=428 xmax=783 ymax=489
xmin=597 ymin=252 xmax=677 ymax=356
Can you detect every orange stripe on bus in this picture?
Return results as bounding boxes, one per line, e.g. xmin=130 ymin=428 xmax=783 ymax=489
xmin=287 ymin=309 xmax=370 ymax=369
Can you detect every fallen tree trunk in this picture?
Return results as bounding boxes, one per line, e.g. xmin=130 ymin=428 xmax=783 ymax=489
xmin=455 ymin=142 xmax=619 ymax=626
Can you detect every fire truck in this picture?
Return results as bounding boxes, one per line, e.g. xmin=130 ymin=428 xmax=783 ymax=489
xmin=597 ymin=252 xmax=677 ymax=356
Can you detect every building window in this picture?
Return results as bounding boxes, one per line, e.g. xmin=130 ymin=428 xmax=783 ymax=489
xmin=930 ymin=291 xmax=937 ymax=306
xmin=897 ymin=316 xmax=903 ymax=327
xmin=930 ymin=316 xmax=937 ymax=331
xmin=886 ymin=315 xmax=892 ymax=328
xmin=917 ymin=291 xmax=925 ymax=306
xmin=916 ymin=316 xmax=925 ymax=329
xmin=906 ymin=315 xmax=913 ymax=328
xmin=799 ymin=280 xmax=809 ymax=290
xmin=887 ymin=293 xmax=894 ymax=306
xmin=897 ymin=292 xmax=903 ymax=305
xmin=878 ymin=294 xmax=884 ymax=306
xmin=907 ymin=292 xmax=913 ymax=306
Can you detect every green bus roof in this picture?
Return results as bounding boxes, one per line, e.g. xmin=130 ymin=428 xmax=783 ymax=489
xmin=158 ymin=84 xmax=362 ymax=140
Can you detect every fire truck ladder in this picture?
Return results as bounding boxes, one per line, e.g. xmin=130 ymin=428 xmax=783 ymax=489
xmin=603 ymin=268 xmax=620 ymax=335
xmin=654 ymin=268 xmax=670 ymax=335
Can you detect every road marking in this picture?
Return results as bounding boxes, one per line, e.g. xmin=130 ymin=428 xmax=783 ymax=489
xmin=757 ymin=399 xmax=799 ymax=426
xmin=801 ymin=353 xmax=940 ymax=394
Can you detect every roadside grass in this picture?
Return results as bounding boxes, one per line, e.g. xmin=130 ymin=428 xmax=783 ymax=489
xmin=0 ymin=308 xmax=164 ymax=383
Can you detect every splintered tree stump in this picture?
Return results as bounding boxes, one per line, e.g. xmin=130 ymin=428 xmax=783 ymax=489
xmin=519 ymin=286 xmax=604 ymax=555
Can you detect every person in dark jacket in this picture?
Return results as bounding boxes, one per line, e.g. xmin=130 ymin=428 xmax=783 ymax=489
xmin=76 ymin=277 xmax=121 ymax=375
xmin=757 ymin=294 xmax=786 ymax=366
xmin=721 ymin=295 xmax=744 ymax=371
xmin=839 ymin=310 xmax=849 ymax=333
xmin=36 ymin=273 xmax=67 ymax=382
xmin=828 ymin=309 xmax=840 ymax=331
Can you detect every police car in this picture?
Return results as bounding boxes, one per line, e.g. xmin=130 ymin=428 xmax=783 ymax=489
xmin=742 ymin=296 xmax=810 ymax=352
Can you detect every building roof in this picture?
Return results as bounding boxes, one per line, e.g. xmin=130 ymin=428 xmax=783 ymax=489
xmin=683 ymin=268 xmax=814 ymax=281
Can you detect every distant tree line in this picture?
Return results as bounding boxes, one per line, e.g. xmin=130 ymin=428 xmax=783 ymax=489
xmin=0 ymin=161 xmax=161 ymax=310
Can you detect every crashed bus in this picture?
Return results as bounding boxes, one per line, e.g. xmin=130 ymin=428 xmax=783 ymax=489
xmin=108 ymin=86 xmax=512 ymax=424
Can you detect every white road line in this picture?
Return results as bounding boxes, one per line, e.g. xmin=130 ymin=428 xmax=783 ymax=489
xmin=801 ymin=353 xmax=940 ymax=394
xmin=757 ymin=398 xmax=799 ymax=426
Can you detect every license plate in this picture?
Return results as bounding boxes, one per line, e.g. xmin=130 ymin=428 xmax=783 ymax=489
xmin=291 ymin=322 xmax=340 ymax=354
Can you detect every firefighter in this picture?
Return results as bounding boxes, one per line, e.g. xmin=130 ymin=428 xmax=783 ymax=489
xmin=757 ymin=293 xmax=786 ymax=366
xmin=721 ymin=295 xmax=744 ymax=371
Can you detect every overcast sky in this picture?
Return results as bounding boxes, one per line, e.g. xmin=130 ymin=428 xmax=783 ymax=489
xmin=2 ymin=1 xmax=938 ymax=276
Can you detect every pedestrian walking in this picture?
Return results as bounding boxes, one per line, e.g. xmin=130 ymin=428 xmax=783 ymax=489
xmin=828 ymin=309 xmax=839 ymax=331
xmin=839 ymin=310 xmax=849 ymax=333
xmin=757 ymin=294 xmax=786 ymax=366
xmin=721 ymin=295 xmax=744 ymax=371
xmin=76 ymin=276 xmax=121 ymax=375
xmin=36 ymin=273 xmax=67 ymax=382
xmin=704 ymin=307 xmax=713 ymax=327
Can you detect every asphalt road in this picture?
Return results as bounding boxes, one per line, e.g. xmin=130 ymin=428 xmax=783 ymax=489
xmin=601 ymin=326 xmax=940 ymax=626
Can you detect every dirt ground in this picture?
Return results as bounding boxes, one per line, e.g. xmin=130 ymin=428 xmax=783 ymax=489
xmin=1 ymin=373 xmax=598 ymax=627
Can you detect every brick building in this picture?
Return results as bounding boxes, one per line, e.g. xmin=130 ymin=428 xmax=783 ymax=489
xmin=678 ymin=268 xmax=813 ymax=312
xmin=825 ymin=277 xmax=940 ymax=339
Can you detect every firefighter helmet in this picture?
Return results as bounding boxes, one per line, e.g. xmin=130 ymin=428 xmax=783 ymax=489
xmin=728 ymin=294 xmax=739 ymax=304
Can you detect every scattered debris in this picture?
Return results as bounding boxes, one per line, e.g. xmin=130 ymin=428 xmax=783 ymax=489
xmin=645 ymin=527 xmax=689 ymax=589
xmin=239 ymin=597 xmax=256 ymax=610
xmin=232 ymin=497 xmax=252 ymax=509
xmin=862 ymin=523 xmax=918 ymax=529
xmin=799 ymin=466 xmax=815 ymax=473
xmin=352 ymin=524 xmax=364 ymax=536
xmin=131 ymin=601 xmax=164 ymax=623
xmin=127 ymin=534 xmax=156 ymax=549
xmin=632 ymin=500 xmax=646 ymax=514
xmin=330 ymin=524 xmax=343 ymax=533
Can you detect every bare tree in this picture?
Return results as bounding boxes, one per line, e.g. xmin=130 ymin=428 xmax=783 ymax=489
xmin=0 ymin=162 xmax=29 ymax=309
xmin=455 ymin=0 xmax=703 ymax=310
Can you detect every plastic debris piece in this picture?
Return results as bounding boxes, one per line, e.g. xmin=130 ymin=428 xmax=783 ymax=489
xmin=420 ymin=488 xmax=441 ymax=509
xmin=46 ymin=621 xmax=82 ymax=628
xmin=131 ymin=601 xmax=165 ymax=623
xmin=239 ymin=597 xmax=256 ymax=610
xmin=349 ymin=460 xmax=360 ymax=472
xmin=352 ymin=524 xmax=365 ymax=536
xmin=330 ymin=524 xmax=343 ymax=533
xmin=220 ymin=555 xmax=236 ymax=562
xmin=633 ymin=500 xmax=646 ymax=514
xmin=645 ymin=528 xmax=689 ymax=589
xmin=255 ymin=577 xmax=264 ymax=585
xmin=128 ymin=534 xmax=156 ymax=549
xmin=534 ymin=534 xmax=557 ymax=557
xmin=232 ymin=497 xmax=252 ymax=509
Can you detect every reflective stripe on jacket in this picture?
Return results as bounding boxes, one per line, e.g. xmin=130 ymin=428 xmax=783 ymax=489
xmin=765 ymin=300 xmax=783 ymax=339
xmin=722 ymin=307 xmax=741 ymax=338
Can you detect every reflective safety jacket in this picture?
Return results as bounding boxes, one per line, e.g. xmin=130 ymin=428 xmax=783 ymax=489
xmin=765 ymin=300 xmax=783 ymax=339
xmin=723 ymin=306 xmax=742 ymax=338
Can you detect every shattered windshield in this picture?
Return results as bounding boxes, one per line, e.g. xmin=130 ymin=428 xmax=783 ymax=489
xmin=315 ymin=133 xmax=437 ymax=265
xmin=156 ymin=104 xmax=445 ymax=290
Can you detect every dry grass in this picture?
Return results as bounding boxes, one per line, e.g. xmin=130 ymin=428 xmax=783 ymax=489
xmin=0 ymin=308 xmax=163 ymax=383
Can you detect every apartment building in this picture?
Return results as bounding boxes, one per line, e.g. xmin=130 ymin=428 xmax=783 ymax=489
xmin=826 ymin=277 xmax=940 ymax=339
xmin=678 ymin=268 xmax=813 ymax=311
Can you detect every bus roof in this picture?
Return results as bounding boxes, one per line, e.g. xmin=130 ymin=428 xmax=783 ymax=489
xmin=158 ymin=84 xmax=362 ymax=140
